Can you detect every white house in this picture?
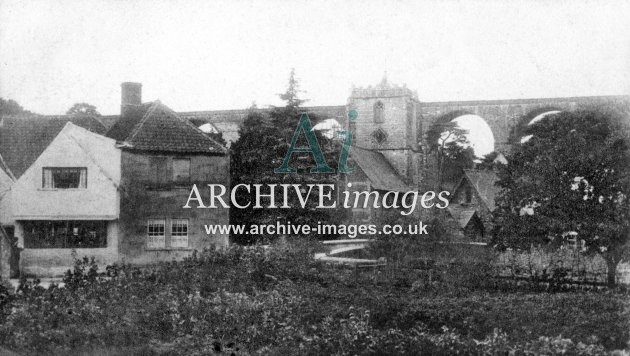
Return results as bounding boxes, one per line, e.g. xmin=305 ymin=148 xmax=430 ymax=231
xmin=11 ymin=123 xmax=121 ymax=276
xmin=0 ymin=155 xmax=15 ymax=279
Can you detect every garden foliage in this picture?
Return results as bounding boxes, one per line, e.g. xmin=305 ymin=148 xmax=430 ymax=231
xmin=0 ymin=242 xmax=627 ymax=355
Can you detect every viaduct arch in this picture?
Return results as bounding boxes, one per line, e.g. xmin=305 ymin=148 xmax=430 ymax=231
xmin=419 ymin=95 xmax=628 ymax=152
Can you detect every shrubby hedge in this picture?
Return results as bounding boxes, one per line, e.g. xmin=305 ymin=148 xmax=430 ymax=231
xmin=0 ymin=242 xmax=628 ymax=355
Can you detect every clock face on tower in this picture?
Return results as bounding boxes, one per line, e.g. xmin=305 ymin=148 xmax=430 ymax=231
xmin=372 ymin=128 xmax=388 ymax=144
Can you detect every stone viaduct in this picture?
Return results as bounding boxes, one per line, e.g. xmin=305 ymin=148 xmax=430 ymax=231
xmin=181 ymin=85 xmax=628 ymax=155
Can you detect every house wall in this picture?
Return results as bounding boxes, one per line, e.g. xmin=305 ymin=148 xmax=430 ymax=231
xmin=0 ymin=227 xmax=10 ymax=279
xmin=17 ymin=221 xmax=119 ymax=277
xmin=10 ymin=124 xmax=121 ymax=277
xmin=12 ymin=125 xmax=121 ymax=221
xmin=118 ymin=151 xmax=229 ymax=265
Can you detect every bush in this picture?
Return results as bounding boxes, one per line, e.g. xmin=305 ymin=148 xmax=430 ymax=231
xmin=0 ymin=241 xmax=627 ymax=354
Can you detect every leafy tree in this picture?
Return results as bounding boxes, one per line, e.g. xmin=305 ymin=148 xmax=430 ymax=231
xmin=66 ymin=102 xmax=100 ymax=116
xmin=230 ymin=71 xmax=342 ymax=243
xmin=0 ymin=97 xmax=31 ymax=116
xmin=426 ymin=121 xmax=474 ymax=187
xmin=476 ymin=151 xmax=505 ymax=171
xmin=493 ymin=106 xmax=630 ymax=286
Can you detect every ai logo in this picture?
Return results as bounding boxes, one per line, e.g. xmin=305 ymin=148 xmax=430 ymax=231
xmin=274 ymin=110 xmax=358 ymax=174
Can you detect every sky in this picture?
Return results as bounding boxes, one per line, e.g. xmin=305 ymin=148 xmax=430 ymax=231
xmin=447 ymin=115 xmax=495 ymax=157
xmin=1 ymin=0 xmax=629 ymax=116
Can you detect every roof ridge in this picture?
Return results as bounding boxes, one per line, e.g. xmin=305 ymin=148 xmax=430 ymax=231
xmin=159 ymin=103 xmax=227 ymax=153
xmin=126 ymin=101 xmax=160 ymax=144
xmin=66 ymin=130 xmax=120 ymax=191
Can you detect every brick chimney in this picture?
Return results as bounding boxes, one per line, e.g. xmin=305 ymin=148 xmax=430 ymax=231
xmin=121 ymin=82 xmax=142 ymax=116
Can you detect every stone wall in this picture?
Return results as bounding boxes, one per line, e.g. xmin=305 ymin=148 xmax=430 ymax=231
xmin=118 ymin=151 xmax=229 ymax=265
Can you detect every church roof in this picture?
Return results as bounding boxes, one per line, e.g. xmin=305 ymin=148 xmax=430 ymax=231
xmin=0 ymin=114 xmax=106 ymax=178
xmin=350 ymin=147 xmax=411 ymax=192
xmin=106 ymin=101 xmax=226 ymax=154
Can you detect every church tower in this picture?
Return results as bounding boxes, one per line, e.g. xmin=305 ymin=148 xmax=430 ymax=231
xmin=346 ymin=76 xmax=424 ymax=186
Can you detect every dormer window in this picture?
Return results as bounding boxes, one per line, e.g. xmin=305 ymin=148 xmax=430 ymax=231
xmin=42 ymin=167 xmax=87 ymax=189
xmin=374 ymin=101 xmax=384 ymax=123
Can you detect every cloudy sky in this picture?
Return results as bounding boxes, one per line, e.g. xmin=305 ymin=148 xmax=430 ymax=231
xmin=1 ymin=0 xmax=629 ymax=115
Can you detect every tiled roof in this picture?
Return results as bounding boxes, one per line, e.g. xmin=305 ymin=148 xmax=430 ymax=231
xmin=0 ymin=153 xmax=15 ymax=182
xmin=463 ymin=169 xmax=499 ymax=211
xmin=106 ymin=101 xmax=226 ymax=154
xmin=448 ymin=206 xmax=477 ymax=228
xmin=349 ymin=147 xmax=411 ymax=192
xmin=106 ymin=103 xmax=153 ymax=141
xmin=0 ymin=114 xmax=106 ymax=178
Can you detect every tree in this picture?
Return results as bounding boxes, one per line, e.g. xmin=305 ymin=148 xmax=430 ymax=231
xmin=230 ymin=70 xmax=342 ymax=244
xmin=66 ymin=103 xmax=100 ymax=116
xmin=493 ymin=106 xmax=630 ymax=286
xmin=0 ymin=97 xmax=31 ymax=116
xmin=476 ymin=151 xmax=505 ymax=171
xmin=278 ymin=68 xmax=306 ymax=108
xmin=426 ymin=121 xmax=474 ymax=187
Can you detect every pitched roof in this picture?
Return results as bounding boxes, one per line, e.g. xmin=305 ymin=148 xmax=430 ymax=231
xmin=350 ymin=147 xmax=411 ymax=192
xmin=0 ymin=153 xmax=15 ymax=182
xmin=0 ymin=153 xmax=14 ymax=204
xmin=0 ymin=114 xmax=106 ymax=178
xmin=462 ymin=169 xmax=499 ymax=211
xmin=448 ymin=206 xmax=478 ymax=228
xmin=106 ymin=101 xmax=226 ymax=154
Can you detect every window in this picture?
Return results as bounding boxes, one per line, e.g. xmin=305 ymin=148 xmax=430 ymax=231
xmin=150 ymin=157 xmax=168 ymax=185
xmin=172 ymin=158 xmax=191 ymax=183
xmin=42 ymin=167 xmax=87 ymax=189
xmin=171 ymin=219 xmax=189 ymax=248
xmin=373 ymin=101 xmax=384 ymax=123
xmin=23 ymin=220 xmax=107 ymax=248
xmin=147 ymin=219 xmax=166 ymax=248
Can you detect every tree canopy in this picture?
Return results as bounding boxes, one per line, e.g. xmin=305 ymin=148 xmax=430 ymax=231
xmin=230 ymin=71 xmax=342 ymax=243
xmin=493 ymin=105 xmax=630 ymax=285
xmin=426 ymin=120 xmax=475 ymax=187
xmin=66 ymin=103 xmax=100 ymax=116
xmin=0 ymin=97 xmax=31 ymax=116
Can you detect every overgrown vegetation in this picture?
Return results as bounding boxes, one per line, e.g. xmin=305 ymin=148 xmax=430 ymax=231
xmin=494 ymin=105 xmax=630 ymax=286
xmin=0 ymin=242 xmax=628 ymax=355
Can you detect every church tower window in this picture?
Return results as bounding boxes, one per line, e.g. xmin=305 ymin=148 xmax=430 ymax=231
xmin=373 ymin=101 xmax=384 ymax=123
